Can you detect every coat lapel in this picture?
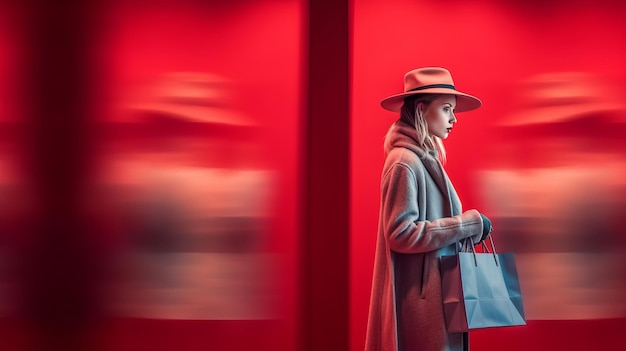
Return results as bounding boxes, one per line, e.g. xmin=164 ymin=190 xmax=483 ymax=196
xmin=384 ymin=120 xmax=453 ymax=213
xmin=421 ymin=154 xmax=453 ymax=215
xmin=421 ymin=154 xmax=448 ymax=196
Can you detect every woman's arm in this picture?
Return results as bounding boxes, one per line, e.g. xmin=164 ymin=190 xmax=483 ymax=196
xmin=381 ymin=162 xmax=483 ymax=254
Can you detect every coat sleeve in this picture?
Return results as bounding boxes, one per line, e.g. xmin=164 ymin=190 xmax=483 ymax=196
xmin=381 ymin=162 xmax=483 ymax=254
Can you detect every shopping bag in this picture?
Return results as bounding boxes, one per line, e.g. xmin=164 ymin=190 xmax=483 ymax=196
xmin=440 ymin=237 xmax=526 ymax=332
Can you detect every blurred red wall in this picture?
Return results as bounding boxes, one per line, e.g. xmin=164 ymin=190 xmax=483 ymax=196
xmin=0 ymin=0 xmax=304 ymax=350
xmin=1 ymin=0 xmax=625 ymax=350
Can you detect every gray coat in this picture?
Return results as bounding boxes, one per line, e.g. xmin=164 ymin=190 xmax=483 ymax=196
xmin=365 ymin=120 xmax=484 ymax=351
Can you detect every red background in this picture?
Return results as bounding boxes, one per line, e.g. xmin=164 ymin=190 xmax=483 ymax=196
xmin=0 ymin=0 xmax=625 ymax=350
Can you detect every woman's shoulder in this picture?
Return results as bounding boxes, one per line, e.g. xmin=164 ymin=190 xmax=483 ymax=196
xmin=384 ymin=146 xmax=426 ymax=173
xmin=387 ymin=144 xmax=425 ymax=162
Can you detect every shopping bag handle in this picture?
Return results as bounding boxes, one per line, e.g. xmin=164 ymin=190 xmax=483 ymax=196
xmin=459 ymin=236 xmax=499 ymax=267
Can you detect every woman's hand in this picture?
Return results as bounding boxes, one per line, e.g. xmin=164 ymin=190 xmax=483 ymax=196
xmin=479 ymin=213 xmax=493 ymax=242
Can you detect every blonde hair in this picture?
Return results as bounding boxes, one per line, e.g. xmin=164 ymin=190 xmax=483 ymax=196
xmin=400 ymin=94 xmax=447 ymax=163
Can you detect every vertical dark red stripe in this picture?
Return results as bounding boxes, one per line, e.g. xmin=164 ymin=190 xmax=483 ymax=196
xmin=301 ymin=0 xmax=350 ymax=350
xmin=16 ymin=1 xmax=102 ymax=350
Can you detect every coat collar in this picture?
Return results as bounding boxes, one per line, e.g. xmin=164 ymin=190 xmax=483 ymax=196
xmin=384 ymin=120 xmax=450 ymax=199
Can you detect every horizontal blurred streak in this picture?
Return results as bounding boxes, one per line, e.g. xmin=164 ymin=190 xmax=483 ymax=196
xmin=94 ymin=71 xmax=280 ymax=320
xmin=476 ymin=71 xmax=626 ymax=320
xmin=498 ymin=71 xmax=625 ymax=126
xmin=117 ymin=72 xmax=252 ymax=126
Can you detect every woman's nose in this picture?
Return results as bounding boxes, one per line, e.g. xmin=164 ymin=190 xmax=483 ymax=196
xmin=450 ymin=113 xmax=457 ymax=124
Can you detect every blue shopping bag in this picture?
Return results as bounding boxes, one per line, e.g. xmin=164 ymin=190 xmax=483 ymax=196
xmin=440 ymin=237 xmax=526 ymax=332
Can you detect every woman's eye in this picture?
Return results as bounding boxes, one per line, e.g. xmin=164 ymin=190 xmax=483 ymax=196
xmin=443 ymin=107 xmax=450 ymax=112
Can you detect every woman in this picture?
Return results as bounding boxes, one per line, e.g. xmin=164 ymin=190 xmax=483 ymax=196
xmin=365 ymin=67 xmax=492 ymax=351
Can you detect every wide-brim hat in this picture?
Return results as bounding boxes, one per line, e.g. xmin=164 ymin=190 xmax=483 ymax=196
xmin=380 ymin=67 xmax=482 ymax=113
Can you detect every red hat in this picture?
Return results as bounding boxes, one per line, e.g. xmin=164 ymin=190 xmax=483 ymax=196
xmin=380 ymin=67 xmax=482 ymax=112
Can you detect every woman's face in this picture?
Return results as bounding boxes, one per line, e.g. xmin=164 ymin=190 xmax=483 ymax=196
xmin=420 ymin=95 xmax=457 ymax=139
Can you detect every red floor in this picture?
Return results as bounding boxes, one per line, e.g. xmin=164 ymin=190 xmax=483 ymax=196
xmin=1 ymin=318 xmax=624 ymax=350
